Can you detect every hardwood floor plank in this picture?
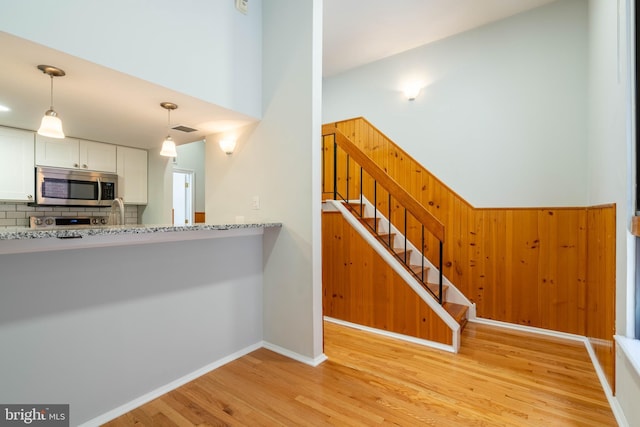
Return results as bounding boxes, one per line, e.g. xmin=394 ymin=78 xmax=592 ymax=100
xmin=104 ymin=321 xmax=616 ymax=426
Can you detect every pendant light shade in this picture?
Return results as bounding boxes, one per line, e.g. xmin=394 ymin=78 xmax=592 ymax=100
xmin=159 ymin=102 xmax=178 ymax=158
xmin=36 ymin=65 xmax=65 ymax=139
xmin=38 ymin=110 xmax=65 ymax=139
xmin=160 ymin=136 xmax=177 ymax=157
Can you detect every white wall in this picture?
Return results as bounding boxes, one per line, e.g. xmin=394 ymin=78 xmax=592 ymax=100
xmin=0 ymin=235 xmax=264 ymax=425
xmin=206 ymin=0 xmax=323 ymax=361
xmin=0 ymin=0 xmax=262 ymax=119
xmin=140 ymin=151 xmax=173 ymax=225
xmin=587 ymin=0 xmax=639 ymax=425
xmin=323 ymin=0 xmax=588 ymax=207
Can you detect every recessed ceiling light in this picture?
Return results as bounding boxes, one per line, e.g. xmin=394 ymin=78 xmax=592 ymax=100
xmin=0 ymin=105 xmax=10 ymax=112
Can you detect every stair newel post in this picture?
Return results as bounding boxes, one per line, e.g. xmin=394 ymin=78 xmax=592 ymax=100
xmin=421 ymin=225 xmax=425 ymax=283
xmin=373 ymin=181 xmax=377 ymax=233
xmin=387 ymin=192 xmax=391 ymax=241
xmin=345 ymin=154 xmax=350 ymax=202
xmin=438 ymin=240 xmax=444 ymax=304
xmin=403 ymin=208 xmax=407 ymax=263
xmin=332 ymin=137 xmax=337 ymax=201
xmin=359 ymin=167 xmax=364 ymax=217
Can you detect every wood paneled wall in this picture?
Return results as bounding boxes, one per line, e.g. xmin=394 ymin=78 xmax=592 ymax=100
xmin=322 ymin=117 xmax=616 ymax=388
xmin=323 ymin=211 xmax=453 ymax=345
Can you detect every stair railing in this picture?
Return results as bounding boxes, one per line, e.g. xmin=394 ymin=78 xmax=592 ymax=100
xmin=322 ymin=125 xmax=446 ymax=303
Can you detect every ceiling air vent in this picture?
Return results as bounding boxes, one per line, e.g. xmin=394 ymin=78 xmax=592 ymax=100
xmin=172 ymin=124 xmax=198 ymax=133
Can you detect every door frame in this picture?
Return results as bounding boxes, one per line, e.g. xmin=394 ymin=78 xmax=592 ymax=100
xmin=172 ymin=168 xmax=195 ymax=226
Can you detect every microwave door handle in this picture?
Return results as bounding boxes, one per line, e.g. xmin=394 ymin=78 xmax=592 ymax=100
xmin=97 ymin=178 xmax=102 ymax=203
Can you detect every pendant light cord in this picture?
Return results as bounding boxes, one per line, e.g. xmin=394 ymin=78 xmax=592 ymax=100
xmin=49 ymin=74 xmax=54 ymax=110
xmin=167 ymin=107 xmax=171 ymax=137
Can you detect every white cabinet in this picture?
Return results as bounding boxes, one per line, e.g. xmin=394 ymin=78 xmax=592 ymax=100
xmin=35 ymin=135 xmax=78 ymax=169
xmin=0 ymin=127 xmax=35 ymax=202
xmin=80 ymin=140 xmax=117 ymax=173
xmin=36 ymin=135 xmax=116 ymax=172
xmin=116 ymin=146 xmax=148 ymax=204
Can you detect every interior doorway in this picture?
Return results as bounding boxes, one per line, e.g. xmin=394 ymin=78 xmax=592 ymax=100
xmin=173 ymin=169 xmax=194 ymax=226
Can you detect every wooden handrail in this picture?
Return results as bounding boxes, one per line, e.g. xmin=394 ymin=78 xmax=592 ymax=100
xmin=323 ymin=124 xmax=445 ymax=243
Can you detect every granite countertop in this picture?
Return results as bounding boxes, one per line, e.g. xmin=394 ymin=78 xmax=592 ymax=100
xmin=0 ymin=222 xmax=282 ymax=241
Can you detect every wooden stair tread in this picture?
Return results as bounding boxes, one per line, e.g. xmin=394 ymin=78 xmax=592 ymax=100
xmin=344 ymin=202 xmax=365 ymax=214
xmin=393 ymin=248 xmax=412 ymax=259
xmin=377 ymin=232 xmax=395 ymax=238
xmin=443 ymin=302 xmax=469 ymax=328
xmin=360 ymin=217 xmax=380 ymax=228
xmin=425 ymin=282 xmax=447 ymax=294
xmin=377 ymin=233 xmax=396 ymax=244
xmin=409 ymin=264 xmax=429 ymax=275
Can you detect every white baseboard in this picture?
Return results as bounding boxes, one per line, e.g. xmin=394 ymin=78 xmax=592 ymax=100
xmin=469 ymin=317 xmax=586 ymax=342
xmin=324 ymin=316 xmax=456 ymax=353
xmin=77 ymin=342 xmax=263 ymax=427
xmin=584 ymin=339 xmax=628 ymax=427
xmin=262 ymin=341 xmax=328 ymax=367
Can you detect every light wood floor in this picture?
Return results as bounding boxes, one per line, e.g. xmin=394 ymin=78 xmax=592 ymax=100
xmin=105 ymin=321 xmax=616 ymax=426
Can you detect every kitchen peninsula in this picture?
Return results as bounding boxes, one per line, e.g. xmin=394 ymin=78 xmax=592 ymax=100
xmin=0 ymin=222 xmax=282 ymax=254
xmin=0 ymin=221 xmax=283 ymax=425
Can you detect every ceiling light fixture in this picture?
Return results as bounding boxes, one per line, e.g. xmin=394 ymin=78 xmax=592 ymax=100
xmin=219 ymin=138 xmax=236 ymax=156
xmin=159 ymin=102 xmax=178 ymax=157
xmin=37 ymin=65 xmax=66 ymax=139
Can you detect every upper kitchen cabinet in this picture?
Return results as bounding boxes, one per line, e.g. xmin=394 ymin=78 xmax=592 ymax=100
xmin=80 ymin=140 xmax=116 ymax=173
xmin=0 ymin=127 xmax=35 ymax=202
xmin=35 ymin=135 xmax=78 ymax=169
xmin=36 ymin=135 xmax=116 ymax=173
xmin=116 ymin=146 xmax=148 ymax=204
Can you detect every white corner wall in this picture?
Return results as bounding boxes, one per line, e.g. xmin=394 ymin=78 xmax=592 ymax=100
xmin=0 ymin=235 xmax=264 ymax=426
xmin=205 ymin=0 xmax=323 ymax=361
xmin=323 ymin=0 xmax=588 ymax=207
xmin=587 ymin=0 xmax=639 ymax=425
xmin=0 ymin=0 xmax=262 ymax=118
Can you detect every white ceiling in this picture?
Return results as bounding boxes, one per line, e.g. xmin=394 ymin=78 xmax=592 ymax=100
xmin=0 ymin=32 xmax=257 ymax=151
xmin=0 ymin=0 xmax=557 ymax=151
xmin=322 ymin=0 xmax=557 ymax=76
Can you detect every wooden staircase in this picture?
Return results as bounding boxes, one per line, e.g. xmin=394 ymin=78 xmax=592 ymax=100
xmin=345 ymin=202 xmax=469 ymax=330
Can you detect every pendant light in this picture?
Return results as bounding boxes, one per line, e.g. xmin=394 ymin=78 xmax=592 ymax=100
xmin=159 ymin=102 xmax=178 ymax=157
xmin=37 ymin=65 xmax=66 ymax=139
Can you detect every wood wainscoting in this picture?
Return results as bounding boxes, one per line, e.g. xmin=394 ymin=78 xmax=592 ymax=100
xmin=323 ymin=211 xmax=453 ymax=346
xmin=323 ymin=117 xmax=616 ymax=390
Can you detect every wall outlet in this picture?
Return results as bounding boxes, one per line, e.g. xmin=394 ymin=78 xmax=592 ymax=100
xmin=235 ymin=0 xmax=248 ymax=14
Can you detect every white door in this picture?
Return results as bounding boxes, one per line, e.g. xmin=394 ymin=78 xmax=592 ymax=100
xmin=173 ymin=170 xmax=193 ymax=226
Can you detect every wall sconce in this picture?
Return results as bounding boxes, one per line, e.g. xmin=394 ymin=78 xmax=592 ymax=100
xmin=219 ymin=138 xmax=236 ymax=155
xmin=403 ymin=82 xmax=422 ymax=101
xmin=37 ymin=65 xmax=66 ymax=139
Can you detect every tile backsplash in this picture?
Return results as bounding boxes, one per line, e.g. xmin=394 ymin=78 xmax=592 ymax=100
xmin=0 ymin=202 xmax=139 ymax=229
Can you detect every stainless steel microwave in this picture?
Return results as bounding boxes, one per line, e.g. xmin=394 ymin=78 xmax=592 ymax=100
xmin=35 ymin=166 xmax=118 ymax=207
